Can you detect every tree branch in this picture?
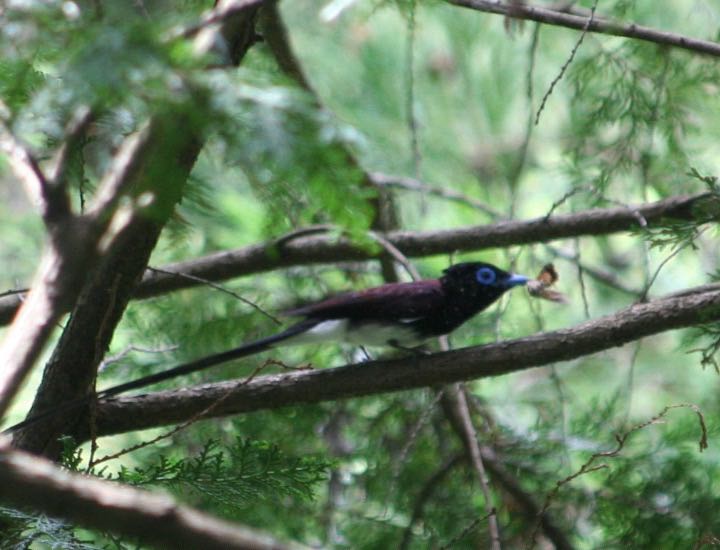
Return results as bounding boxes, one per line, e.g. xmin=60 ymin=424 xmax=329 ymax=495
xmin=72 ymin=285 xmax=720 ymax=440
xmin=0 ymin=191 xmax=713 ymax=326
xmin=447 ymin=0 xmax=720 ymax=58
xmin=0 ymin=444 xmax=305 ymax=550
xmin=94 ymin=191 xmax=720 ymax=299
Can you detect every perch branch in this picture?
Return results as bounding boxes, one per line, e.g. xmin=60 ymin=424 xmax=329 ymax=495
xmin=71 ymin=284 xmax=720 ymax=440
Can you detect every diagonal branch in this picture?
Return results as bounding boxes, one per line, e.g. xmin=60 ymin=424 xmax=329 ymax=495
xmin=447 ymin=0 xmax=720 ymax=58
xmin=0 ymin=444 xmax=305 ymax=550
xmin=73 ymin=284 xmax=720 ymax=440
xmin=444 ymin=386 xmax=502 ymax=549
xmin=10 ymin=0 xmax=263 ymax=458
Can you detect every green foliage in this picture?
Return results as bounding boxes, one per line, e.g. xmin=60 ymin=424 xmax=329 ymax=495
xmin=208 ymin=70 xmax=377 ymax=237
xmin=115 ymin=438 xmax=331 ymax=515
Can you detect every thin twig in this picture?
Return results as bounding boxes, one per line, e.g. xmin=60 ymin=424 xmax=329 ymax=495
xmin=146 ymin=267 xmax=281 ymax=325
xmin=507 ymin=22 xmax=541 ymax=189
xmin=0 ymin=288 xmax=28 ymax=299
xmin=455 ymin=387 xmax=502 ymax=550
xmin=48 ymin=105 xmax=94 ymax=187
xmin=440 ymin=510 xmax=495 ymax=550
xmin=392 ymin=390 xmax=446 ymax=487
xmin=574 ymin=238 xmax=591 ymax=319
xmin=639 ymin=228 xmax=708 ymax=301
xmin=405 ymin=0 xmax=422 ymax=179
xmin=369 ymin=232 xmax=422 ymax=281
xmin=535 ymin=0 xmax=598 ymax=125
xmin=528 ymin=403 xmax=708 ymax=547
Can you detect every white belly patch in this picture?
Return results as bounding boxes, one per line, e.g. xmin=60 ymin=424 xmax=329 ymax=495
xmin=280 ymin=319 xmax=423 ymax=348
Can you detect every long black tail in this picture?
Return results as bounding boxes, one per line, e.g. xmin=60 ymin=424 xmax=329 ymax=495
xmin=4 ymin=320 xmax=316 ymax=434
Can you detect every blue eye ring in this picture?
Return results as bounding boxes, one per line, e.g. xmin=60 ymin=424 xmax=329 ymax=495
xmin=476 ymin=267 xmax=496 ymax=285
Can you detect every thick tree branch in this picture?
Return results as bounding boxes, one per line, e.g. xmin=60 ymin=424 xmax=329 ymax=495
xmin=0 ymin=192 xmax=713 ymax=326
xmin=106 ymin=191 xmax=720 ymax=296
xmin=101 ymin=192 xmax=720 ymax=294
xmin=0 ymin=444 xmax=305 ymax=550
xmin=447 ymin=0 xmax=720 ymax=58
xmin=72 ymin=285 xmax=720 ymax=440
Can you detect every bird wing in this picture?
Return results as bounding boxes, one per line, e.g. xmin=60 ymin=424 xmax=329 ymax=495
xmin=284 ymin=280 xmax=445 ymax=321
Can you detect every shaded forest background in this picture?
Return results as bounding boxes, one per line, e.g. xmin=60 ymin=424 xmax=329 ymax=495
xmin=0 ymin=0 xmax=719 ymax=548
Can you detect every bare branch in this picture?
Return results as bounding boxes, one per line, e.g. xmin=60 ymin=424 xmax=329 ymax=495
xmin=72 ymin=285 xmax=720 ymax=440
xmin=0 ymin=445 xmax=306 ymax=550
xmin=121 ymin=191 xmax=720 ymax=298
xmin=1 ymin=192 xmax=712 ymax=327
xmin=447 ymin=0 xmax=720 ymax=58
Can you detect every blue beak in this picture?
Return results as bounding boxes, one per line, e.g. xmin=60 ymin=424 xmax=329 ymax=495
xmin=505 ymin=273 xmax=530 ymax=288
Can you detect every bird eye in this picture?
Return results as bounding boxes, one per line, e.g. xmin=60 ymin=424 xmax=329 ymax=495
xmin=476 ymin=267 xmax=496 ymax=285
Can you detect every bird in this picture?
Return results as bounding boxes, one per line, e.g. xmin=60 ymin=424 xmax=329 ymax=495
xmin=6 ymin=261 xmax=528 ymax=433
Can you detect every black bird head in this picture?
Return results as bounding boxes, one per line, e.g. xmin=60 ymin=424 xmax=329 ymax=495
xmin=440 ymin=261 xmax=529 ymax=310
